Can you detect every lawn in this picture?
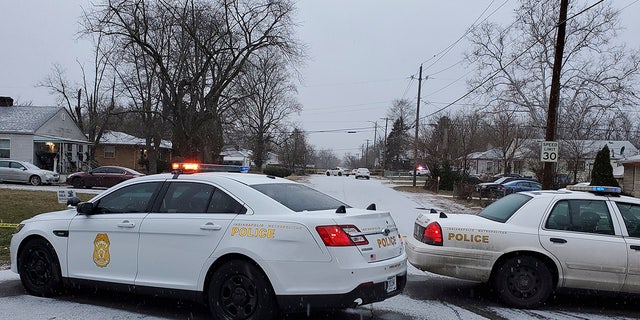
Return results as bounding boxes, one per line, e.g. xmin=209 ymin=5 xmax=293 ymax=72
xmin=0 ymin=189 xmax=94 ymax=265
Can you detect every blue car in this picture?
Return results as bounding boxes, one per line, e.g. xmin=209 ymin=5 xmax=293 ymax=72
xmin=497 ymin=179 xmax=542 ymax=195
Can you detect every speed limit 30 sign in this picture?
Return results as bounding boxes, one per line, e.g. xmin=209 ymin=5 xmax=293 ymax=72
xmin=541 ymin=141 xmax=558 ymax=162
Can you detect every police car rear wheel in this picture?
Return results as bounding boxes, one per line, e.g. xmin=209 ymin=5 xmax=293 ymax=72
xmin=209 ymin=259 xmax=278 ymax=320
xmin=493 ymin=255 xmax=552 ymax=308
xmin=18 ymin=238 xmax=63 ymax=297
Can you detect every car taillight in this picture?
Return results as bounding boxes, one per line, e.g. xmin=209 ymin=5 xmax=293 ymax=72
xmin=423 ymin=222 xmax=443 ymax=246
xmin=316 ymin=225 xmax=369 ymax=246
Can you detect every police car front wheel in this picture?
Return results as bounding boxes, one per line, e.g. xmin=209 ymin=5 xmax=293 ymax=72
xmin=208 ymin=259 xmax=279 ymax=320
xmin=492 ymin=255 xmax=553 ymax=309
xmin=18 ymin=238 xmax=63 ymax=297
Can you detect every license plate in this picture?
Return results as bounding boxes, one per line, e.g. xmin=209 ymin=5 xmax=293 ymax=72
xmin=386 ymin=276 xmax=397 ymax=293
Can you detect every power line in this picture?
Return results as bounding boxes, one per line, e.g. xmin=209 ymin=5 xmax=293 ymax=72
xmin=421 ymin=0 xmax=606 ymax=120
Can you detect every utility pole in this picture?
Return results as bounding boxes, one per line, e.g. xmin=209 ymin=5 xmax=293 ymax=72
xmin=413 ymin=65 xmax=424 ymax=187
xmin=542 ymin=0 xmax=568 ymax=189
xmin=365 ymin=139 xmax=370 ymax=167
xmin=380 ymin=117 xmax=390 ymax=172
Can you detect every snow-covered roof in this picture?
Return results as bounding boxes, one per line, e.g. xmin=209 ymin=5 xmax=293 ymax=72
xmin=467 ymin=148 xmax=502 ymax=160
xmin=0 ymin=105 xmax=61 ymax=133
xmin=100 ymin=131 xmax=172 ymax=149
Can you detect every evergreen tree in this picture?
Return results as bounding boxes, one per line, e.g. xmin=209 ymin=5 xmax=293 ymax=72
xmin=384 ymin=118 xmax=409 ymax=170
xmin=590 ymin=145 xmax=619 ymax=187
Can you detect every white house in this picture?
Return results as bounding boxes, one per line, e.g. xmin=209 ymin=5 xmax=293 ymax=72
xmin=0 ymin=104 xmax=89 ymax=173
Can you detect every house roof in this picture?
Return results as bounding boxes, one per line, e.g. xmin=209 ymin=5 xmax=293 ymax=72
xmin=467 ymin=148 xmax=503 ymax=160
xmin=620 ymin=154 xmax=640 ymax=164
xmin=100 ymin=131 xmax=172 ymax=149
xmin=0 ymin=106 xmax=62 ymax=133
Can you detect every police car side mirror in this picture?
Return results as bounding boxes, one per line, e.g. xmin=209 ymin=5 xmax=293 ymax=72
xmin=67 ymin=197 xmax=81 ymax=207
xmin=76 ymin=202 xmax=97 ymax=215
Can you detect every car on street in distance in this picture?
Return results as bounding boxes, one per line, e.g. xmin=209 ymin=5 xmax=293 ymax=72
xmin=497 ymin=180 xmax=542 ymax=196
xmin=408 ymin=166 xmax=429 ymax=176
xmin=325 ymin=167 xmax=347 ymax=176
xmin=475 ymin=176 xmax=538 ymax=198
xmin=11 ymin=163 xmax=407 ymax=319
xmin=406 ymin=184 xmax=640 ymax=309
xmin=0 ymin=159 xmax=59 ymax=186
xmin=355 ymin=168 xmax=370 ymax=179
xmin=65 ymin=166 xmax=144 ymax=188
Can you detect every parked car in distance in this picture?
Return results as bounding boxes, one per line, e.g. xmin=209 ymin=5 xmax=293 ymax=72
xmin=475 ymin=176 xmax=538 ymax=198
xmin=66 ymin=166 xmax=144 ymax=188
xmin=0 ymin=159 xmax=59 ymax=186
xmin=325 ymin=167 xmax=346 ymax=176
xmin=497 ymin=180 xmax=542 ymax=195
xmin=355 ymin=168 xmax=370 ymax=179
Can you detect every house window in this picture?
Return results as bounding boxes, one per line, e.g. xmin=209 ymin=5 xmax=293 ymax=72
xmin=0 ymin=139 xmax=9 ymax=158
xmin=104 ymin=146 xmax=115 ymax=158
xmin=486 ymin=161 xmax=494 ymax=173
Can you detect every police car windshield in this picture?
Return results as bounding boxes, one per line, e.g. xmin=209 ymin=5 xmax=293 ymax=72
xmin=478 ymin=193 xmax=532 ymax=223
xmin=251 ymin=183 xmax=350 ymax=212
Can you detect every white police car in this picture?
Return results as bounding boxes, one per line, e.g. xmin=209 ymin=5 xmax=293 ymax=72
xmin=11 ymin=163 xmax=406 ymax=319
xmin=406 ymin=185 xmax=640 ymax=308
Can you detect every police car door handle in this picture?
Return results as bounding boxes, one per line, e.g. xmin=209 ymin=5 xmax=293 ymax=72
xmin=631 ymin=245 xmax=640 ymax=251
xmin=200 ymin=222 xmax=222 ymax=231
xmin=550 ymin=238 xmax=567 ymax=244
xmin=117 ymin=220 xmax=136 ymax=228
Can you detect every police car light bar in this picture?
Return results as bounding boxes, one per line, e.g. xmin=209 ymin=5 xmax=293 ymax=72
xmin=172 ymin=163 xmax=249 ymax=174
xmin=566 ymin=184 xmax=621 ymax=194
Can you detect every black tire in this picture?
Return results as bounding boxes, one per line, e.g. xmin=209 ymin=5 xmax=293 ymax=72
xmin=338 ymin=172 xmax=342 ymax=176
xmin=71 ymin=177 xmax=83 ymax=188
xmin=492 ymin=255 xmax=552 ymax=308
xmin=18 ymin=238 xmax=63 ymax=297
xmin=326 ymin=172 xmax=330 ymax=176
xmin=366 ymin=176 xmax=370 ymax=180
xmin=29 ymin=175 xmax=42 ymax=186
xmin=209 ymin=260 xmax=278 ymax=320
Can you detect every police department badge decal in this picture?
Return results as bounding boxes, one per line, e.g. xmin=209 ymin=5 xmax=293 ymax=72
xmin=93 ymin=233 xmax=111 ymax=267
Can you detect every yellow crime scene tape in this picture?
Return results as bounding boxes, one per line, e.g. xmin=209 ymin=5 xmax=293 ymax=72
xmin=0 ymin=222 xmax=19 ymax=229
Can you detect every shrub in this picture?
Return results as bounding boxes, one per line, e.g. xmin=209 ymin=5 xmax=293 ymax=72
xmin=263 ymin=166 xmax=292 ymax=177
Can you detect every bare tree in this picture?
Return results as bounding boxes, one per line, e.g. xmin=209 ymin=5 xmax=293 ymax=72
xmin=83 ymin=0 xmax=302 ymax=162
xmin=484 ymin=103 xmax=534 ymax=175
xmin=465 ymin=0 xmax=640 ymax=139
xmin=40 ymin=34 xmax=118 ymax=165
xmin=231 ymin=49 xmax=301 ymax=169
xmin=449 ymin=109 xmax=483 ymax=175
xmin=276 ymin=127 xmax=311 ymax=172
xmin=387 ymin=99 xmax=416 ymax=129
xmin=109 ymin=31 xmax=168 ymax=173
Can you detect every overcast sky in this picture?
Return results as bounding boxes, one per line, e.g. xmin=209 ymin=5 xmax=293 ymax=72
xmin=1 ymin=1 xmax=640 ymax=161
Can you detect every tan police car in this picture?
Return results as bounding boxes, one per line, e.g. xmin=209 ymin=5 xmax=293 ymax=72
xmin=11 ymin=163 xmax=406 ymax=320
xmin=406 ymin=185 xmax=640 ymax=308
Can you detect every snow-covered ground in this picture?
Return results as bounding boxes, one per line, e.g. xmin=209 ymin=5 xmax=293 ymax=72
xmin=1 ymin=176 xmax=638 ymax=319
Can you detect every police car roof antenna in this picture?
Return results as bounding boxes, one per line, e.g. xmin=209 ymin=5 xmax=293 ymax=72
xmin=336 ymin=205 xmax=346 ymax=214
xmin=366 ymin=203 xmax=376 ymax=210
xmin=439 ymin=212 xmax=448 ymax=218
